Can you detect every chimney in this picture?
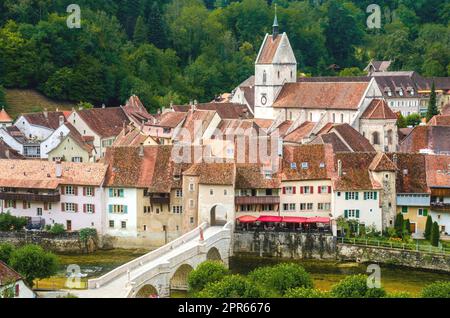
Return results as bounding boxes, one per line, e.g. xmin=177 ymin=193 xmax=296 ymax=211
xmin=139 ymin=143 xmax=144 ymax=157
xmin=5 ymin=149 xmax=10 ymax=159
xmin=102 ymin=104 xmax=106 ymax=109
xmin=338 ymin=159 xmax=342 ymax=177
xmin=393 ymin=153 xmax=398 ymax=166
xmin=59 ymin=131 xmax=64 ymax=142
xmin=59 ymin=115 xmax=65 ymax=127
xmin=55 ymin=160 xmax=62 ymax=178
xmin=170 ymin=101 xmax=174 ymax=110
xmin=43 ymin=108 xmax=48 ymax=119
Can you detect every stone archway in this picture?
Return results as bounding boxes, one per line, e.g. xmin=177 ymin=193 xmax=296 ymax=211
xmin=206 ymin=247 xmax=222 ymax=262
xmin=210 ymin=205 xmax=227 ymax=226
xmin=135 ymin=284 xmax=158 ymax=298
xmin=170 ymin=264 xmax=194 ymax=291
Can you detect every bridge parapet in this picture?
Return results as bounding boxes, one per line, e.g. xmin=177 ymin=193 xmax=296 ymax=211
xmin=88 ymin=223 xmax=208 ymax=289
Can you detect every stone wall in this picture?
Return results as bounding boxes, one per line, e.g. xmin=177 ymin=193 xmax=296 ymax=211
xmin=233 ymin=231 xmax=337 ymax=259
xmin=0 ymin=231 xmax=87 ymax=253
xmin=337 ymin=244 xmax=450 ymax=272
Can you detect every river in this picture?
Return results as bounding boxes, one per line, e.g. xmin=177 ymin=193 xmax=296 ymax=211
xmin=35 ymin=249 xmax=450 ymax=297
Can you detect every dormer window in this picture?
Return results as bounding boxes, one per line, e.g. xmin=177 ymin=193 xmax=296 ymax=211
xmin=301 ymin=162 xmax=308 ymax=169
xmin=319 ymin=162 xmax=325 ymax=168
xmin=264 ymin=170 xmax=272 ymax=179
xmin=290 ymin=162 xmax=297 ymax=169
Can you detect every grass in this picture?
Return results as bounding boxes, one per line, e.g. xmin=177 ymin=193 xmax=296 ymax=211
xmin=4 ymin=88 xmax=76 ymax=119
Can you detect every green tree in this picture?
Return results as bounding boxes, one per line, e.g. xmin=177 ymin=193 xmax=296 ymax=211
xmin=426 ymin=82 xmax=438 ymax=121
xmin=0 ymin=85 xmax=6 ymax=106
xmin=48 ymin=223 xmax=65 ymax=235
xmin=133 ymin=16 xmax=148 ymax=45
xmin=403 ymin=219 xmax=411 ymax=236
xmin=394 ymin=213 xmax=404 ymax=237
xmin=196 ymin=275 xmax=267 ymax=298
xmin=421 ymin=281 xmax=450 ymax=298
xmin=430 ymin=221 xmax=440 ymax=247
xmin=424 ymin=215 xmax=433 ymax=240
xmin=9 ymin=244 xmax=58 ymax=287
xmin=284 ymin=287 xmax=329 ymax=298
xmin=0 ymin=243 xmax=14 ymax=264
xmin=187 ymin=261 xmax=229 ymax=293
xmin=0 ymin=212 xmax=27 ymax=232
xmin=397 ymin=113 xmax=407 ymax=128
xmin=147 ymin=2 xmax=166 ymax=49
xmin=248 ymin=263 xmax=313 ymax=296
xmin=405 ymin=113 xmax=422 ymax=127
xmin=330 ymin=275 xmax=386 ymax=298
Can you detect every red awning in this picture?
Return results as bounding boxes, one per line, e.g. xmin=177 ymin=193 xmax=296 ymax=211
xmin=237 ymin=215 xmax=258 ymax=223
xmin=305 ymin=217 xmax=331 ymax=224
xmin=257 ymin=216 xmax=283 ymax=223
xmin=282 ymin=217 xmax=308 ymax=224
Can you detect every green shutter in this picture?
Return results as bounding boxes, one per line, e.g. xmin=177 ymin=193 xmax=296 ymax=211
xmin=124 ymin=205 xmax=128 ymax=214
xmin=423 ymin=209 xmax=428 ymax=216
xmin=109 ymin=188 xmax=113 ymax=197
xmin=345 ymin=192 xmax=349 ymax=200
xmin=108 ymin=205 xmax=112 ymax=213
xmin=120 ymin=189 xmax=124 ymax=198
xmin=355 ymin=192 xmax=359 ymax=200
xmin=344 ymin=210 xmax=348 ymax=218
xmin=356 ymin=210 xmax=360 ymax=218
xmin=363 ymin=192 xmax=367 ymax=200
xmin=402 ymin=206 xmax=408 ymax=213
xmin=374 ymin=192 xmax=377 ymax=200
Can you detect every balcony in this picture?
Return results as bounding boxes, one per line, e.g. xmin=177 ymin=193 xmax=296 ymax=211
xmin=235 ymin=196 xmax=280 ymax=205
xmin=149 ymin=194 xmax=170 ymax=205
xmin=0 ymin=191 xmax=60 ymax=203
xmin=431 ymin=202 xmax=450 ymax=212
xmin=397 ymin=194 xmax=430 ymax=207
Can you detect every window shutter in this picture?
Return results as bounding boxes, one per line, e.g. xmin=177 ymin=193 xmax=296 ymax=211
xmin=74 ymin=204 xmax=78 ymax=212
xmin=293 ymin=187 xmax=296 ymax=194
xmin=344 ymin=210 xmax=348 ymax=218
xmin=345 ymin=192 xmax=349 ymax=200
xmin=282 ymin=187 xmax=286 ymax=194
xmin=83 ymin=187 xmax=86 ymax=196
xmin=356 ymin=210 xmax=360 ymax=218
xmin=109 ymin=188 xmax=113 ymax=197
xmin=15 ymin=284 xmax=19 ymax=297
xmin=300 ymin=187 xmax=304 ymax=194
xmin=318 ymin=186 xmax=321 ymax=194
xmin=74 ymin=186 xmax=78 ymax=196
xmin=108 ymin=205 xmax=112 ymax=213
xmin=363 ymin=192 xmax=367 ymax=200
xmin=374 ymin=192 xmax=377 ymax=200
xmin=92 ymin=205 xmax=95 ymax=214
xmin=355 ymin=192 xmax=359 ymax=200
xmin=423 ymin=209 xmax=428 ymax=216
xmin=328 ymin=186 xmax=331 ymax=193
xmin=83 ymin=204 xmax=86 ymax=213
xmin=91 ymin=187 xmax=95 ymax=197
xmin=61 ymin=186 xmax=65 ymax=194
xmin=61 ymin=203 xmax=65 ymax=211
xmin=124 ymin=205 xmax=128 ymax=214
xmin=310 ymin=186 xmax=314 ymax=194
xmin=120 ymin=189 xmax=124 ymax=198
xmin=44 ymin=202 xmax=48 ymax=211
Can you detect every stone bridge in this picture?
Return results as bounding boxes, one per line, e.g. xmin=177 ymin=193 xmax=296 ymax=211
xmin=72 ymin=222 xmax=233 ymax=298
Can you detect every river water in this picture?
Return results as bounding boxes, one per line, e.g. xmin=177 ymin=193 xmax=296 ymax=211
xmin=36 ymin=249 xmax=450 ymax=297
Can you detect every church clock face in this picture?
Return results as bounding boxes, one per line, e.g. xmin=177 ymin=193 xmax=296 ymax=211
xmin=261 ymin=95 xmax=267 ymax=105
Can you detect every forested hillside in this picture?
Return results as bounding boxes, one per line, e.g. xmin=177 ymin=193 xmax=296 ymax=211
xmin=0 ymin=0 xmax=449 ymax=113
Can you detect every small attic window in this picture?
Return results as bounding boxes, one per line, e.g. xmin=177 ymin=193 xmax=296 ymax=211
xmin=301 ymin=162 xmax=309 ymax=169
xmin=290 ymin=162 xmax=297 ymax=169
xmin=174 ymin=175 xmax=181 ymax=180
xmin=319 ymin=162 xmax=325 ymax=168
xmin=264 ymin=170 xmax=272 ymax=179
xmin=403 ymin=169 xmax=408 ymax=175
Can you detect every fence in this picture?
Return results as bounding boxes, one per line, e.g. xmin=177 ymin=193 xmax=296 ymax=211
xmin=339 ymin=237 xmax=450 ymax=255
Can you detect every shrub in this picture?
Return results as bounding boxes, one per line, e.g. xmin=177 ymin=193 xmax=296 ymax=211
xmin=0 ymin=243 xmax=14 ymax=264
xmin=196 ymin=275 xmax=267 ymax=298
xmin=9 ymin=244 xmax=59 ymax=287
xmin=384 ymin=291 xmax=413 ymax=298
xmin=49 ymin=223 xmax=65 ymax=235
xmin=424 ymin=215 xmax=433 ymax=240
xmin=188 ymin=261 xmax=229 ymax=293
xmin=248 ymin=263 xmax=313 ymax=296
xmin=330 ymin=275 xmax=386 ymax=298
xmin=79 ymin=228 xmax=97 ymax=242
xmin=430 ymin=222 xmax=440 ymax=247
xmin=0 ymin=212 xmax=27 ymax=232
xmin=284 ymin=287 xmax=329 ymax=298
xmin=421 ymin=281 xmax=450 ymax=298
xmin=394 ymin=214 xmax=404 ymax=237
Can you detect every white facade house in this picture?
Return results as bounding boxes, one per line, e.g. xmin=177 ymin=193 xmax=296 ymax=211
xmin=14 ymin=115 xmax=55 ymax=141
xmin=104 ymin=187 xmax=138 ymax=238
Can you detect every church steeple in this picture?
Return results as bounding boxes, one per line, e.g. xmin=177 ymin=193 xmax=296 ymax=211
xmin=272 ymin=4 xmax=279 ymax=39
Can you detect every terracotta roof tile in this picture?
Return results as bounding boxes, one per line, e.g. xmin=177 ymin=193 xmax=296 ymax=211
xmin=428 ymin=115 xmax=450 ymax=126
xmin=154 ymin=112 xmax=186 ymax=128
xmin=183 ymin=162 xmax=235 ymax=185
xmin=361 ymin=99 xmax=397 ymax=120
xmin=369 ymin=153 xmax=397 ymax=172
xmin=112 ymin=125 xmax=152 ymax=147
xmin=257 ymin=35 xmax=282 ymax=64
xmin=332 ymin=124 xmax=375 ymax=152
xmin=333 ymin=153 xmax=381 ymax=191
xmin=0 ymin=108 xmax=12 ymax=123
xmin=283 ymin=121 xmax=316 ymax=143
xmin=172 ymin=103 xmax=250 ymax=119
xmin=0 ymin=139 xmax=24 ymax=159
xmin=22 ymin=111 xmax=65 ymax=130
xmin=0 ymin=261 xmax=22 ymax=286
xmin=273 ymin=82 xmax=369 ymax=110
xmin=386 ymin=153 xmax=429 ymax=193
xmin=400 ymin=126 xmax=450 ymax=154
xmin=235 ymin=163 xmax=281 ymax=189
xmin=311 ymin=132 xmax=351 ymax=152
xmin=425 ymin=155 xmax=450 ymax=188
xmin=76 ymin=107 xmax=129 ymax=138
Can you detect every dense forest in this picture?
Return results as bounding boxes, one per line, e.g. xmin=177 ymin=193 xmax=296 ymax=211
xmin=0 ymin=0 xmax=449 ymax=113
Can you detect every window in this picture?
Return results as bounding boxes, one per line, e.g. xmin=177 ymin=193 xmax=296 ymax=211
xmin=189 ymin=199 xmax=195 ymax=208
xmin=263 ymin=70 xmax=267 ymax=84
xmin=401 ymin=206 xmax=408 ymax=213
xmin=345 ymin=192 xmax=359 ymax=200
xmin=64 ymin=186 xmax=76 ymax=195
xmin=345 ymin=209 xmax=360 ymax=219
xmin=85 ymin=204 xmax=95 ymax=214
xmin=318 ymin=203 xmax=331 ymax=210
xmin=290 ymin=162 xmax=297 ymax=169
xmin=108 ymin=205 xmax=127 ymax=214
xmin=210 ymin=189 xmax=214 ymax=195
xmin=364 ymin=192 xmax=377 ymax=200
xmin=318 ymin=186 xmax=330 ymax=194
xmin=301 ymin=162 xmax=308 ymax=169
xmin=264 ymin=171 xmax=272 ymax=179
xmin=172 ymin=206 xmax=183 ymax=214
xmin=307 ymin=203 xmax=313 ymax=210
xmin=85 ymin=187 xmax=94 ymax=196
xmin=5 ymin=200 xmax=15 ymax=208
xmin=224 ymin=189 xmax=228 ymax=196
xmin=64 ymin=203 xmax=77 ymax=212
xmin=283 ymin=186 xmax=296 ymax=195
xmin=189 ymin=183 xmax=194 ymax=192
xmin=72 ymin=157 xmax=83 ymax=163
xmin=262 ymin=204 xmax=273 ymax=211
xmin=332 ymin=113 xmax=336 ymax=122
xmin=121 ymin=221 xmax=126 ymax=229
xmin=372 ymin=132 xmax=380 ymax=145
xmin=240 ymin=205 xmax=252 ymax=212
xmin=37 ymin=208 xmax=42 ymax=216
xmin=143 ymin=206 xmax=151 ymax=213
xmin=283 ymin=203 xmax=296 ymax=211
xmin=340 ymin=114 xmax=344 ymax=123
xmin=143 ymin=225 xmax=147 ymax=231
xmin=190 ymin=217 xmax=194 ymax=224
xmin=301 ymin=186 xmax=314 ymax=194
xmin=109 ymin=188 xmax=124 ymax=197
xmin=175 ymin=189 xmax=183 ymax=197
xmin=418 ymin=208 xmax=428 ymax=217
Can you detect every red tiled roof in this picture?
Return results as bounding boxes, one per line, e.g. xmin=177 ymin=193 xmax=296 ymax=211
xmin=65 ymin=123 xmax=94 ymax=153
xmin=283 ymin=121 xmax=316 ymax=143
xmin=0 ymin=139 xmax=24 ymax=159
xmin=333 ymin=153 xmax=381 ymax=190
xmin=155 ymin=112 xmax=186 ymax=128
xmin=386 ymin=153 xmax=429 ymax=193
xmin=0 ymin=108 xmax=12 ymax=123
xmin=22 ymin=111 xmax=65 ymax=130
xmin=183 ymin=162 xmax=235 ymax=185
xmin=257 ymin=35 xmax=282 ymax=64
xmin=113 ymin=125 xmax=152 ymax=147
xmin=428 ymin=115 xmax=450 ymax=126
xmin=175 ymin=110 xmax=217 ymax=143
xmin=172 ymin=103 xmax=250 ymax=119
xmin=76 ymin=107 xmax=129 ymax=138
xmin=332 ymin=124 xmax=375 ymax=152
xmin=311 ymin=132 xmax=351 ymax=153
xmin=235 ymin=163 xmax=281 ymax=189
xmin=361 ymin=99 xmax=397 ymax=120
xmin=425 ymin=155 xmax=450 ymax=188
xmin=442 ymin=104 xmax=450 ymax=115
xmin=369 ymin=153 xmax=397 ymax=172
xmin=400 ymin=126 xmax=450 ymax=154
xmin=0 ymin=261 xmax=22 ymax=286
xmin=273 ymin=82 xmax=369 ymax=110
xmin=275 ymin=120 xmax=293 ymax=137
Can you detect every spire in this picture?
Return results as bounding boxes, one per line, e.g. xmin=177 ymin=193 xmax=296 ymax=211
xmin=272 ymin=4 xmax=279 ymax=39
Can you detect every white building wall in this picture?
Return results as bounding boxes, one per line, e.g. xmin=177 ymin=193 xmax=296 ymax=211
xmin=40 ymin=124 xmax=70 ymax=158
xmin=67 ymin=112 xmax=102 ymax=156
xmin=105 ymin=188 xmax=138 ymax=237
xmin=198 ymin=185 xmax=235 ymax=225
xmin=430 ymin=211 xmax=450 ymax=235
xmin=14 ymin=116 xmax=54 ymax=141
xmin=0 ymin=128 xmax=23 ymax=154
xmin=0 ymin=280 xmax=35 ymax=298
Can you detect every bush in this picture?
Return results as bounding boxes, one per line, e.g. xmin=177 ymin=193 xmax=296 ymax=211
xmin=284 ymin=287 xmax=329 ymax=298
xmin=430 ymin=222 xmax=440 ymax=247
xmin=79 ymin=228 xmax=97 ymax=242
xmin=394 ymin=214 xmax=404 ymax=237
xmin=48 ymin=223 xmax=65 ymax=235
xmin=384 ymin=291 xmax=414 ymax=298
xmin=0 ymin=212 xmax=27 ymax=232
xmin=248 ymin=263 xmax=313 ymax=296
xmin=405 ymin=113 xmax=422 ymax=127
xmin=9 ymin=244 xmax=59 ymax=287
xmin=330 ymin=275 xmax=386 ymax=298
xmin=196 ymin=275 xmax=267 ymax=298
xmin=424 ymin=215 xmax=433 ymax=240
xmin=188 ymin=261 xmax=229 ymax=293
xmin=421 ymin=281 xmax=450 ymax=298
xmin=0 ymin=243 xmax=14 ymax=264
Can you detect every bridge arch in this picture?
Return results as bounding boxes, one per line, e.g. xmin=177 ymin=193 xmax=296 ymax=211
xmin=135 ymin=284 xmax=158 ymax=298
xmin=210 ymin=204 xmax=227 ymax=226
xmin=206 ymin=247 xmax=222 ymax=262
xmin=170 ymin=264 xmax=194 ymax=291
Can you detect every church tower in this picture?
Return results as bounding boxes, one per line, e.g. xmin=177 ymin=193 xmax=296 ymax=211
xmin=254 ymin=8 xmax=297 ymax=119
